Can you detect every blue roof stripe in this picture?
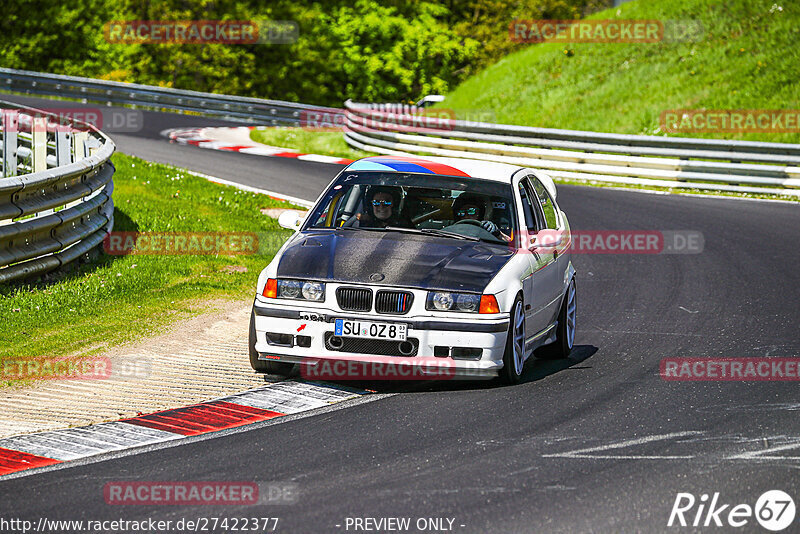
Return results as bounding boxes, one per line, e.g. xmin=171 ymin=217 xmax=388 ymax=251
xmin=347 ymin=159 xmax=437 ymax=174
xmin=378 ymin=161 xmax=437 ymax=174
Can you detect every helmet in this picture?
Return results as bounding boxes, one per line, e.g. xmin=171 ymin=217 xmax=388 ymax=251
xmin=452 ymin=193 xmax=487 ymax=220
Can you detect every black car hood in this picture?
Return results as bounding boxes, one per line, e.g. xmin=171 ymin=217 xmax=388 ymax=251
xmin=276 ymin=230 xmax=513 ymax=293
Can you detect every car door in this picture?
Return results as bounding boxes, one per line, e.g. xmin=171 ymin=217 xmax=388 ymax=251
xmin=515 ymin=176 xmax=551 ymax=340
xmin=526 ymin=174 xmax=564 ymax=328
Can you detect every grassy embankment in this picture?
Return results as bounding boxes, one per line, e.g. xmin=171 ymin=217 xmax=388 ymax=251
xmin=0 ymin=153 xmax=296 ymax=386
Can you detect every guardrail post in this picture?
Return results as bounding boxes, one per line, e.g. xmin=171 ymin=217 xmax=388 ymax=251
xmin=55 ymin=129 xmax=72 ymax=166
xmin=85 ymin=136 xmax=102 ymax=157
xmin=73 ymin=131 xmax=88 ymax=161
xmin=31 ymin=116 xmax=47 ymax=172
xmin=2 ymin=110 xmax=19 ymax=177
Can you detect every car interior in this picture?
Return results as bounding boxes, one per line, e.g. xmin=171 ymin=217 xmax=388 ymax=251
xmin=320 ymin=185 xmax=515 ymax=241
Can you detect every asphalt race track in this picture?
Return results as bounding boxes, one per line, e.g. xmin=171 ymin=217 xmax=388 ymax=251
xmin=1 ymin=95 xmax=799 ymax=532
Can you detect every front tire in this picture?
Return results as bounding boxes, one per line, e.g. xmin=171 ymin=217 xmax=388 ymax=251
xmin=500 ymin=296 xmax=526 ymax=384
xmin=249 ymin=310 xmax=294 ymax=376
xmin=537 ymin=277 xmax=576 ymax=360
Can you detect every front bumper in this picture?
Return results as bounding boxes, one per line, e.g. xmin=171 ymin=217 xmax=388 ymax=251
xmin=252 ymin=300 xmax=509 ymax=378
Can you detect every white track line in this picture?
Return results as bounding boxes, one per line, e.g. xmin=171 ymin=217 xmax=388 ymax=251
xmin=542 ymin=431 xmax=703 ymax=460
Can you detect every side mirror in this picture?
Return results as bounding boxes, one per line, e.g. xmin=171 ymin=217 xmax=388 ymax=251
xmin=278 ymin=211 xmax=302 ymax=230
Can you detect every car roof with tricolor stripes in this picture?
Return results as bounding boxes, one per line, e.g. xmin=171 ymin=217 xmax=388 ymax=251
xmin=344 ymin=155 xmax=524 ymax=183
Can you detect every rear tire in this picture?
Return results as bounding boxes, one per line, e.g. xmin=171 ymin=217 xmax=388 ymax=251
xmin=249 ymin=310 xmax=295 ymax=377
xmin=537 ymin=277 xmax=576 ymax=360
xmin=500 ymin=296 xmax=526 ymax=384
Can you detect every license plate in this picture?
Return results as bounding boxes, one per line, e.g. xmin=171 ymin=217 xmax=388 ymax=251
xmin=334 ymin=319 xmax=407 ymax=341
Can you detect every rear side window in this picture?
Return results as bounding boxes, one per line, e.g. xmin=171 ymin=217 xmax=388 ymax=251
xmin=529 ymin=177 xmax=559 ymax=229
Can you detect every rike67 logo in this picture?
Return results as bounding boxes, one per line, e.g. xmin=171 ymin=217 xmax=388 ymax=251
xmin=669 ymin=490 xmax=796 ymax=531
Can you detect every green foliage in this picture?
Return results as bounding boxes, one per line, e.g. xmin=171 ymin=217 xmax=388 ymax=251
xmin=0 ymin=0 xmax=114 ymax=76
xmin=444 ymin=0 xmax=611 ymax=80
xmin=0 ymin=0 xmax=608 ymax=105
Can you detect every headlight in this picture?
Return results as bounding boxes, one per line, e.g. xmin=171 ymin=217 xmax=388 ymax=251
xmin=269 ymin=279 xmax=325 ymax=301
xmin=430 ymin=292 xmax=453 ymax=311
xmin=278 ymin=280 xmax=302 ymax=299
xmin=455 ymin=293 xmax=480 ymax=312
xmin=427 ymin=291 xmax=480 ymax=313
xmin=301 ymin=281 xmax=325 ymax=301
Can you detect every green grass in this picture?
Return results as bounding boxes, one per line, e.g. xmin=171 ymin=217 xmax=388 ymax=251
xmin=0 ymin=153 xmax=296 ymax=384
xmin=441 ymin=0 xmax=800 ymax=143
xmin=250 ymin=127 xmax=376 ymax=160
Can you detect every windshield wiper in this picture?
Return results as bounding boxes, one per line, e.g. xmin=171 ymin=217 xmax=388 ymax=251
xmin=335 ymin=225 xmax=386 ymax=232
xmin=383 ymin=226 xmax=481 ymax=241
xmin=336 ymin=225 xmax=481 ymax=242
xmin=421 ymin=230 xmax=479 ymax=241
xmin=421 ymin=227 xmax=507 ymax=244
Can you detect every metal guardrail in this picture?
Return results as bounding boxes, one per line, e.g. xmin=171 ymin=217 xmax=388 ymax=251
xmin=0 ymin=67 xmax=344 ymax=126
xmin=0 ymin=100 xmax=115 ymax=283
xmin=344 ymin=101 xmax=800 ymax=197
xmin=5 ymin=69 xmax=798 ymax=198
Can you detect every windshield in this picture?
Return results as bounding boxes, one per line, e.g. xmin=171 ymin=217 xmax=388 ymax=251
xmin=304 ymin=171 xmax=518 ymax=245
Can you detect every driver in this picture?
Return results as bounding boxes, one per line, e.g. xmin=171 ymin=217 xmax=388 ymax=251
xmin=351 ymin=186 xmax=410 ymax=228
xmin=452 ymin=193 xmax=510 ymax=241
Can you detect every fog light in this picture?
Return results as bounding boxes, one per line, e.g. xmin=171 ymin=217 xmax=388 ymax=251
xmin=452 ymin=347 xmax=482 ymax=360
xmin=398 ymin=341 xmax=415 ymax=356
xmin=266 ymin=332 xmax=293 ymax=346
